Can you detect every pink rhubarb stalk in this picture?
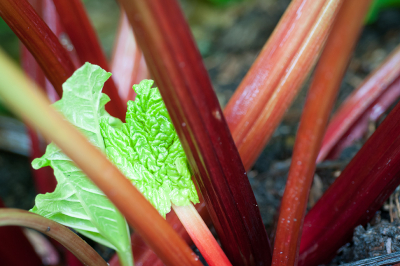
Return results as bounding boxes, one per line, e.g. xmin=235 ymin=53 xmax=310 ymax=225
xmin=318 ymin=44 xmax=400 ymax=162
xmin=111 ymin=11 xmax=149 ymax=104
xmin=172 ymin=204 xmax=231 ymax=266
xmin=237 ymin=0 xmax=343 ymax=170
xmin=224 ymin=0 xmax=325 ymax=170
xmin=272 ymin=0 xmax=372 ymax=264
xmin=109 ymin=200 xmax=211 ymax=266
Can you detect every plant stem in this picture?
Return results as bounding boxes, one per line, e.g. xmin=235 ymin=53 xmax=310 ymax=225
xmin=118 ymin=0 xmax=272 ymax=264
xmin=172 ymin=204 xmax=231 ymax=266
xmin=109 ymin=199 xmax=211 ymax=266
xmin=21 ymin=44 xmax=58 ymax=194
xmin=238 ymin=0 xmax=343 ymax=170
xmin=299 ymin=66 xmax=400 ymax=266
xmin=317 ymin=44 xmax=400 ymax=162
xmin=0 ymin=209 xmax=107 ymax=266
xmin=117 ymin=249 xmax=134 ymax=266
xmin=271 ymin=0 xmax=371 ymax=264
xmin=225 ymin=0 xmax=325 ymax=157
xmin=51 ymin=0 xmax=126 ymax=120
xmin=0 ymin=48 xmax=202 ymax=266
xmin=0 ymin=202 xmax=42 ymax=266
xmin=0 ymin=0 xmax=75 ymax=95
xmin=111 ymin=11 xmax=149 ymax=104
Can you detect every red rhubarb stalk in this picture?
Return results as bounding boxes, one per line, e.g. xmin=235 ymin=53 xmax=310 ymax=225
xmin=0 ymin=0 xmax=75 ymax=96
xmin=299 ymin=53 xmax=400 ymax=266
xmin=173 ymin=204 xmax=231 ymax=266
xmin=111 ymin=11 xmax=149 ymax=104
xmin=322 ymin=76 xmax=400 ymax=161
xmin=21 ymin=46 xmax=57 ymax=194
xmin=118 ymin=0 xmax=272 ymax=265
xmin=272 ymin=0 xmax=372 ymax=264
xmin=39 ymin=0 xmax=80 ymax=69
xmin=224 ymin=0 xmax=325 ymax=170
xmin=238 ymin=0 xmax=343 ymax=170
xmin=51 ymin=0 xmax=125 ymax=119
xmin=299 ymin=95 xmax=400 ymax=265
xmin=317 ymin=44 xmax=400 ymax=162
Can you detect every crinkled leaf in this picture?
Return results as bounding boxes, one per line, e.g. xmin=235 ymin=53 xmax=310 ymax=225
xmin=100 ymin=80 xmax=199 ymax=217
xmin=31 ymin=63 xmax=132 ymax=265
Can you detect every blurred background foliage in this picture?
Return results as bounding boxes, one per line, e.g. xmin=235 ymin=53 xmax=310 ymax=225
xmin=1 ymin=0 xmax=400 ymax=263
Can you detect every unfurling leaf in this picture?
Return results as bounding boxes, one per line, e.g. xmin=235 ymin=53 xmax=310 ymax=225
xmin=31 ymin=63 xmax=132 ymax=266
xmin=100 ymin=80 xmax=199 ymax=218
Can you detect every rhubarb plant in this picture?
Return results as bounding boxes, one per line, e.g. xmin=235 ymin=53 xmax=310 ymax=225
xmin=30 ymin=63 xmax=133 ymax=266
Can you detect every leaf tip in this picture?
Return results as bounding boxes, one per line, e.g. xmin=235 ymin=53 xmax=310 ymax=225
xmin=32 ymin=158 xmax=48 ymax=169
xmin=132 ymin=79 xmax=154 ymax=95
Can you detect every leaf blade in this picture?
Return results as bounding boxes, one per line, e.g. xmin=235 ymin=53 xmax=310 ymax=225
xmin=31 ymin=63 xmax=132 ymax=265
xmin=100 ymin=80 xmax=199 ymax=218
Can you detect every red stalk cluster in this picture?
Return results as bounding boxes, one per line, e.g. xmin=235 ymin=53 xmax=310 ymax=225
xmin=111 ymin=0 xmax=345 ymax=263
xmin=272 ymin=0 xmax=372 ymax=264
xmin=4 ymin=0 xmax=400 ymax=265
xmin=0 ymin=0 xmax=124 ymax=120
xmin=117 ymin=0 xmax=272 ymax=265
xmin=299 ymin=92 xmax=400 ymax=265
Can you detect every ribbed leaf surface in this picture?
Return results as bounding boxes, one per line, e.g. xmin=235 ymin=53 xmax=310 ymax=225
xmin=100 ymin=80 xmax=198 ymax=217
xmin=31 ymin=63 xmax=131 ymax=262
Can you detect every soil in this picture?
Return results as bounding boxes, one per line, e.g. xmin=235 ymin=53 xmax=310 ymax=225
xmin=1 ymin=0 xmax=400 ymax=265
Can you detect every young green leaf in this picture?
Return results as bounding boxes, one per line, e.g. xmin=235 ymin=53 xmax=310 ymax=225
xmin=31 ymin=63 xmax=133 ymax=266
xmin=100 ymin=80 xmax=199 ymax=218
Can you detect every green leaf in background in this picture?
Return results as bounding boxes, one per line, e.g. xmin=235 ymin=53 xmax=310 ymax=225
xmin=31 ymin=63 xmax=133 ymax=266
xmin=366 ymin=0 xmax=400 ymax=24
xmin=100 ymin=80 xmax=199 ymax=218
xmin=204 ymin=0 xmax=242 ymax=6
